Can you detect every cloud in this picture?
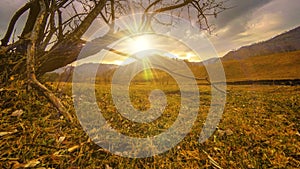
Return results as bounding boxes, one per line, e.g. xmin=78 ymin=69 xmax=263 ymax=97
xmin=213 ymin=0 xmax=276 ymax=39
xmin=209 ymin=0 xmax=300 ymax=56
xmin=234 ymin=12 xmax=283 ymax=44
xmin=1 ymin=0 xmax=300 ymax=60
xmin=214 ymin=0 xmax=273 ymax=29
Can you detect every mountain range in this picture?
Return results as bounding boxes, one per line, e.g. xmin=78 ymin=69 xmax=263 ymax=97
xmin=222 ymin=26 xmax=300 ymax=60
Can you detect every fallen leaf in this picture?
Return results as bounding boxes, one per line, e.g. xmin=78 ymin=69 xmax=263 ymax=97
xmin=225 ymin=129 xmax=234 ymax=136
xmin=11 ymin=110 xmax=24 ymax=117
xmin=24 ymin=159 xmax=40 ymax=168
xmin=68 ymin=145 xmax=80 ymax=153
xmin=57 ymin=136 xmax=66 ymax=144
xmin=0 ymin=129 xmax=18 ymax=137
xmin=14 ymin=159 xmax=40 ymax=168
xmin=214 ymin=147 xmax=221 ymax=152
xmin=53 ymin=150 xmax=63 ymax=156
xmin=105 ymin=164 xmax=112 ymax=169
xmin=0 ymin=158 xmax=19 ymax=161
xmin=217 ymin=129 xmax=225 ymax=137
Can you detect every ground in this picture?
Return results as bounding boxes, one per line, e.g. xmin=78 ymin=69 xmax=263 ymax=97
xmin=0 ymin=82 xmax=299 ymax=168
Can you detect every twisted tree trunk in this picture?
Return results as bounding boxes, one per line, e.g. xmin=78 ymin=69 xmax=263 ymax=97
xmin=26 ymin=0 xmax=74 ymax=122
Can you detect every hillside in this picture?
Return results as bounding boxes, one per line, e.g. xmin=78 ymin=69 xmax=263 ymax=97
xmin=74 ymin=63 xmax=117 ymax=77
xmin=54 ymin=63 xmax=117 ymax=75
xmin=128 ymin=50 xmax=300 ymax=83
xmin=221 ymin=50 xmax=300 ymax=82
xmin=222 ymin=26 xmax=300 ymax=60
xmin=48 ymin=25 xmax=300 ymax=83
xmin=47 ymin=50 xmax=300 ymax=83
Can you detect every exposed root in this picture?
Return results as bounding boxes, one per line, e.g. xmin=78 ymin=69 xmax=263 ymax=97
xmin=29 ymin=76 xmax=74 ymax=123
xmin=25 ymin=0 xmax=73 ymax=123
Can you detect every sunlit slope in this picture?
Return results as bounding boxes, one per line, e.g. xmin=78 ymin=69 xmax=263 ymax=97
xmin=222 ymin=26 xmax=300 ymax=60
xmin=193 ymin=50 xmax=300 ymax=82
xmin=54 ymin=50 xmax=299 ymax=83
xmin=112 ymin=50 xmax=300 ymax=83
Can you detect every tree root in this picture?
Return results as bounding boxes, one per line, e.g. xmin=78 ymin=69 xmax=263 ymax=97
xmin=25 ymin=0 xmax=73 ymax=123
xmin=30 ymin=76 xmax=74 ymax=123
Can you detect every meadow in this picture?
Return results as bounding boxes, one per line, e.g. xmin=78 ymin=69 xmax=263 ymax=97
xmin=1 ymin=81 xmax=299 ymax=168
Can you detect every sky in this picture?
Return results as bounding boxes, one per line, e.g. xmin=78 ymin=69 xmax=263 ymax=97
xmin=210 ymin=0 xmax=300 ymax=56
xmin=0 ymin=0 xmax=300 ymax=64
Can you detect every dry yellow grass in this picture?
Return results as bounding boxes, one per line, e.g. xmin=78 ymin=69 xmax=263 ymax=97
xmin=1 ymin=81 xmax=299 ymax=168
xmin=189 ymin=50 xmax=300 ymax=82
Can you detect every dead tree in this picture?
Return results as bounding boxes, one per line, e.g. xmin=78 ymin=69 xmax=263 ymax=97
xmin=0 ymin=0 xmax=227 ymax=122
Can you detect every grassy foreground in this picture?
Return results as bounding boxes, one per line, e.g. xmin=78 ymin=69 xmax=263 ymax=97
xmin=1 ymin=82 xmax=300 ymax=168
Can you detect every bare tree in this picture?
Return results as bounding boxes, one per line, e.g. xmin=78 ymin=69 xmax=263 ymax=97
xmin=0 ymin=0 xmax=227 ymax=121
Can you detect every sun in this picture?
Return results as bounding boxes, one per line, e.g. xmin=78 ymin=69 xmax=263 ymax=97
xmin=186 ymin=52 xmax=193 ymax=59
xmin=128 ymin=35 xmax=152 ymax=53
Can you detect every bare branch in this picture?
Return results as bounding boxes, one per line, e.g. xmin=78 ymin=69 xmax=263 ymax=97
xmin=1 ymin=1 xmax=32 ymax=46
xmin=69 ymin=0 xmax=108 ymax=39
xmin=144 ymin=0 xmax=161 ymax=13
xmin=57 ymin=10 xmax=64 ymax=42
xmin=110 ymin=0 xmax=116 ymax=22
xmin=153 ymin=0 xmax=193 ymax=13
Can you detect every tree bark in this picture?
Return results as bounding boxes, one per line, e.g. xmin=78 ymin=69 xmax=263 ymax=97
xmin=26 ymin=0 xmax=73 ymax=122
xmin=37 ymin=29 xmax=128 ymax=75
xmin=37 ymin=0 xmax=109 ymax=75
xmin=21 ymin=0 xmax=41 ymax=38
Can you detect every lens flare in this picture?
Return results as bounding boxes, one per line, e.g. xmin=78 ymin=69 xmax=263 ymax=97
xmin=129 ymin=35 xmax=152 ymax=52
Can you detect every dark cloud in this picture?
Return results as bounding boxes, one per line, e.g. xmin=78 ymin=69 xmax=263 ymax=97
xmin=215 ymin=0 xmax=273 ymax=28
xmin=211 ymin=0 xmax=273 ymax=39
xmin=210 ymin=0 xmax=300 ymax=55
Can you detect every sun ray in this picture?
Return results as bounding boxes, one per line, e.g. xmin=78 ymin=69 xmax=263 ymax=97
xmin=142 ymin=58 xmax=154 ymax=81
